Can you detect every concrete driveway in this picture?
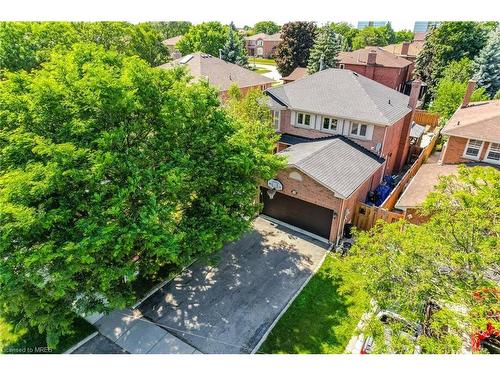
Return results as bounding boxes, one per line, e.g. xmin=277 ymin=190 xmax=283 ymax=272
xmin=77 ymin=217 xmax=328 ymax=354
xmin=252 ymin=63 xmax=282 ymax=81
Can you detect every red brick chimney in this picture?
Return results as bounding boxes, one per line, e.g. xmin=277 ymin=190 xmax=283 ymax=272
xmin=462 ymin=80 xmax=476 ymax=108
xmin=408 ymin=79 xmax=422 ymax=110
xmin=401 ymin=42 xmax=410 ymax=56
xmin=367 ymin=50 xmax=377 ymax=65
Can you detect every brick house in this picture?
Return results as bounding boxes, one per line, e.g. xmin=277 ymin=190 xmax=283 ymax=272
xmin=440 ymin=81 xmax=500 ymax=165
xmin=158 ymin=52 xmax=273 ymax=99
xmin=337 ymin=46 xmax=413 ymax=92
xmin=261 ymin=136 xmax=385 ymax=243
xmin=261 ymin=69 xmax=421 ymax=242
xmin=244 ymin=33 xmax=282 ymax=58
xmin=395 ymin=81 xmax=500 ymax=214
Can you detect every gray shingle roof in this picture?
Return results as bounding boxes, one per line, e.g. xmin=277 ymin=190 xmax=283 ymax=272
xmin=266 ymin=68 xmax=412 ymax=126
xmin=158 ymin=52 xmax=273 ymax=91
xmin=279 ymin=136 xmax=384 ymax=198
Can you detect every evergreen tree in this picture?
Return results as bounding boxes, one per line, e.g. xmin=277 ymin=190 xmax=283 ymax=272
xmin=474 ymin=25 xmax=500 ymax=97
xmin=220 ymin=27 xmax=248 ymax=66
xmin=307 ymin=27 xmax=342 ymax=74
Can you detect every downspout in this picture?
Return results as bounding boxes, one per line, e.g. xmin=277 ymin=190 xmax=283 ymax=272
xmin=335 ymin=198 xmax=346 ymax=246
xmin=380 ymin=126 xmax=388 ymax=179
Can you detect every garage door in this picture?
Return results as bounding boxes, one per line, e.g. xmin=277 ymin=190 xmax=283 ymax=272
xmin=260 ymin=188 xmax=333 ymax=239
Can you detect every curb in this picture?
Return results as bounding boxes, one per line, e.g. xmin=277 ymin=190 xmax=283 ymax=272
xmin=251 ymin=250 xmax=329 ymax=354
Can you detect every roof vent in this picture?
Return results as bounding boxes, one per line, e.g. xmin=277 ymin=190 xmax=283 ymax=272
xmin=388 ymin=99 xmax=391 ymax=105
xmin=179 ymin=54 xmax=193 ymax=64
xmin=352 ymin=72 xmax=358 ymax=77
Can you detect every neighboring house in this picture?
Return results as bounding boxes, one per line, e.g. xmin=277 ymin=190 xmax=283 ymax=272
xmin=281 ymin=67 xmax=308 ymax=84
xmin=261 ymin=136 xmax=385 ymax=243
xmin=266 ymin=68 xmax=421 ymax=175
xmin=357 ymin=21 xmax=389 ymax=30
xmin=337 ymin=46 xmax=413 ymax=92
xmin=395 ymin=81 xmax=500 ymax=216
xmin=261 ymin=69 xmax=422 ymax=241
xmin=382 ymin=41 xmax=424 ymax=63
xmin=158 ymin=52 xmax=273 ymax=99
xmin=244 ymin=33 xmax=282 ymax=58
xmin=440 ymin=82 xmax=500 ymax=166
xmin=162 ymin=35 xmax=183 ymax=59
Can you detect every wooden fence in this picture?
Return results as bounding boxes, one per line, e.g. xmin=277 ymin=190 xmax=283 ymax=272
xmin=380 ymin=131 xmax=439 ymax=210
xmin=413 ymin=109 xmax=440 ymax=127
xmin=352 ymin=202 xmax=404 ymax=231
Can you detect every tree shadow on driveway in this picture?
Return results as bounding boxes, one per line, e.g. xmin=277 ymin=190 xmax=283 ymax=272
xmin=138 ymin=218 xmax=329 ymax=353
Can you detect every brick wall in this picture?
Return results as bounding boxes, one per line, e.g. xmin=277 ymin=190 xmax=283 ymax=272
xmin=441 ymin=136 xmax=493 ymax=164
xmin=278 ymin=109 xmax=387 ymax=151
xmin=262 ymin=163 xmax=384 ymax=243
xmin=344 ymin=64 xmax=409 ymax=91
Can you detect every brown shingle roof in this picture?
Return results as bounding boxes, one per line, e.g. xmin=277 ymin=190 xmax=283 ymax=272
xmin=162 ymin=35 xmax=183 ymax=47
xmin=441 ymin=100 xmax=500 ymax=143
xmin=395 ymin=163 xmax=461 ymax=209
xmin=245 ymin=33 xmax=282 ymax=42
xmin=382 ymin=41 xmax=424 ymax=57
xmin=158 ymin=52 xmax=273 ymax=91
xmin=281 ymin=67 xmax=308 ymax=82
xmin=339 ymin=46 xmax=413 ymax=68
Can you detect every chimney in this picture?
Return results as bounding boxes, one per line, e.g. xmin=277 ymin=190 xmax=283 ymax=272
xmin=367 ymin=50 xmax=377 ymax=65
xmin=401 ymin=42 xmax=410 ymax=56
xmin=462 ymin=80 xmax=476 ymax=108
xmin=408 ymin=79 xmax=422 ymax=110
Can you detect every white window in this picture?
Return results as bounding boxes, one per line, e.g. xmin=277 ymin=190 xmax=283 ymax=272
xmin=339 ymin=63 xmax=345 ymax=69
xmin=257 ymin=39 xmax=263 ymax=46
xmin=486 ymin=143 xmax=500 ymax=164
xmin=271 ymin=110 xmax=280 ymax=130
xmin=296 ymin=112 xmax=311 ymax=127
xmin=464 ymin=139 xmax=483 ymax=159
xmin=322 ymin=117 xmax=338 ymax=132
xmin=351 ymin=122 xmax=368 ymax=137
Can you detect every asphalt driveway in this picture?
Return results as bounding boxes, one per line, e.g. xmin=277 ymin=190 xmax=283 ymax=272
xmin=76 ymin=217 xmax=328 ymax=354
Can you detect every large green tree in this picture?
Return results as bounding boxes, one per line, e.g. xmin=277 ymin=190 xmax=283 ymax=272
xmin=0 ymin=44 xmax=283 ymax=347
xmin=329 ymin=22 xmax=359 ymax=51
xmin=394 ymin=29 xmax=414 ymax=43
xmin=140 ymin=21 xmax=192 ymax=39
xmin=307 ymin=27 xmax=342 ymax=74
xmin=351 ymin=26 xmax=388 ymax=50
xmin=414 ymin=22 xmax=496 ymax=96
xmin=474 ymin=25 xmax=500 ymax=98
xmin=429 ymin=58 xmax=489 ymax=121
xmin=176 ymin=21 xmax=229 ymax=57
xmin=0 ymin=22 xmax=170 ymax=73
xmin=252 ymin=21 xmax=281 ymax=35
xmin=334 ymin=166 xmax=500 ymax=353
xmin=275 ymin=21 xmax=317 ymax=77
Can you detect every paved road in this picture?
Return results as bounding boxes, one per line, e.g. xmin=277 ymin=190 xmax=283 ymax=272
xmin=75 ymin=217 xmax=328 ymax=354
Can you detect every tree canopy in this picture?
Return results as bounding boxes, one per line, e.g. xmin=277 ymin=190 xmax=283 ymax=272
xmin=429 ymin=57 xmax=489 ymax=121
xmin=0 ymin=22 xmax=170 ymax=74
xmin=414 ymin=22 xmax=496 ymax=96
xmin=0 ymin=44 xmax=283 ymax=347
xmin=176 ymin=21 xmax=230 ymax=57
xmin=328 ymin=22 xmax=359 ymax=51
xmin=252 ymin=21 xmax=281 ymax=35
xmin=140 ymin=21 xmax=192 ymax=39
xmin=352 ymin=26 xmax=389 ymax=50
xmin=474 ymin=25 xmax=500 ymax=98
xmin=307 ymin=27 xmax=342 ymax=74
xmin=220 ymin=27 xmax=248 ymax=66
xmin=275 ymin=21 xmax=317 ymax=77
xmin=333 ymin=165 xmax=500 ymax=353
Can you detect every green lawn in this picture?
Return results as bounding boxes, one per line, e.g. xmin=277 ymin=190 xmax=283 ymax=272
xmin=1 ymin=315 xmax=96 ymax=354
xmin=249 ymin=57 xmax=276 ymax=66
xmin=259 ymin=255 xmax=368 ymax=354
xmin=254 ymin=68 xmax=271 ymax=74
